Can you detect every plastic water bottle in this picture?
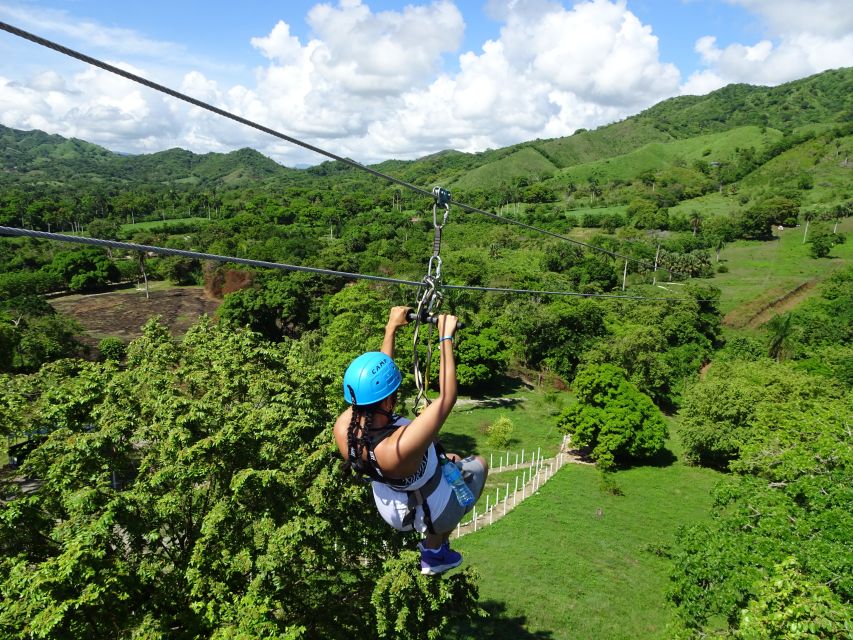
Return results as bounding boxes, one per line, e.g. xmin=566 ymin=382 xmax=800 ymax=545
xmin=442 ymin=458 xmax=475 ymax=507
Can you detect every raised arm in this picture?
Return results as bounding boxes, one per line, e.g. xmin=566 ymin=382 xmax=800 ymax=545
xmin=377 ymin=314 xmax=458 ymax=476
xmin=381 ymin=306 xmax=410 ymax=358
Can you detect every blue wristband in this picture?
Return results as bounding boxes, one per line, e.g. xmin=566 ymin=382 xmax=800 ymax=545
xmin=439 ymin=336 xmax=454 ymax=343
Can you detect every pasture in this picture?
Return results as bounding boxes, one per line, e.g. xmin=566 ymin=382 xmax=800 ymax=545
xmin=714 ymin=216 xmax=853 ymax=324
xmin=447 ymin=428 xmax=720 ymax=639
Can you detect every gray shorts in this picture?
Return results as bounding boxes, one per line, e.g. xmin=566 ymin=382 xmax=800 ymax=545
xmin=431 ymin=456 xmax=487 ymax=533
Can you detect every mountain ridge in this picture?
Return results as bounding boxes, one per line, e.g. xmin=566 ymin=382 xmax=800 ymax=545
xmin=1 ymin=67 xmax=850 ymax=194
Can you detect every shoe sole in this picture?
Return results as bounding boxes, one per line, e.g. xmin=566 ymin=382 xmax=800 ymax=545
xmin=420 ymin=558 xmax=463 ymax=575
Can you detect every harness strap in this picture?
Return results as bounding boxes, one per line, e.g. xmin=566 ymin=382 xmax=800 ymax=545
xmin=401 ymin=462 xmax=443 ymax=534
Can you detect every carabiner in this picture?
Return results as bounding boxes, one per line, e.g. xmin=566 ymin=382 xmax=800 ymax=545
xmin=427 ymin=254 xmax=442 ymax=281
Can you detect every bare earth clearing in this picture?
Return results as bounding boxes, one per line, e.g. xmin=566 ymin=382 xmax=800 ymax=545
xmin=723 ymin=279 xmax=819 ymax=329
xmin=49 ymin=286 xmax=220 ymax=352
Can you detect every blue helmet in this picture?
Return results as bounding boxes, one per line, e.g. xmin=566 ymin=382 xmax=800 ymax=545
xmin=343 ymin=352 xmax=402 ymax=406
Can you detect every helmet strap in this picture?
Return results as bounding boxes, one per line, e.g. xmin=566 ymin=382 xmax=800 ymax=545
xmin=346 ymin=385 xmax=358 ymax=406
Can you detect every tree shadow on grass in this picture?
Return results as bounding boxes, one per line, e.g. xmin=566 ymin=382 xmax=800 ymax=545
xmin=438 ymin=433 xmax=479 ymax=457
xmin=447 ymin=599 xmax=554 ymax=639
xmin=466 ymin=375 xmax=530 ymax=399
xmin=614 ymin=447 xmax=678 ymax=471
xmin=468 ymin=397 xmax=525 ymax=410
xmin=642 ymin=446 xmax=678 ymax=468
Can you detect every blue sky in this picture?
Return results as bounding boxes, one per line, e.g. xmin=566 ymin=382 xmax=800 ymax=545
xmin=1 ymin=1 xmax=851 ymax=165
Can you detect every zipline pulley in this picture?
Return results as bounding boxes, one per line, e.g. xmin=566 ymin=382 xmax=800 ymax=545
xmin=426 ymin=186 xmax=451 ymax=282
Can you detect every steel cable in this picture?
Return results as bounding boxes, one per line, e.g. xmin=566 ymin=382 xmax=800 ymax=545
xmin=0 ymin=20 xmax=687 ymax=279
xmin=0 ymin=226 xmax=702 ymax=301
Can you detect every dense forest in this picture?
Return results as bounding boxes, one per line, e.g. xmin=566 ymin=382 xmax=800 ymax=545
xmin=1 ymin=67 xmax=851 ymax=639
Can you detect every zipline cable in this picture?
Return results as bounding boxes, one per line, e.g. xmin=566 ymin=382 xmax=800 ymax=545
xmin=0 ymin=226 xmax=701 ymax=302
xmin=0 ymin=20 xmax=687 ymax=279
xmin=0 ymin=22 xmax=431 ymax=201
xmin=0 ymin=226 xmax=424 ymax=288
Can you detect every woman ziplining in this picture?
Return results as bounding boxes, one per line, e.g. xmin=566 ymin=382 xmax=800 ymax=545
xmin=333 ymin=306 xmax=489 ymax=575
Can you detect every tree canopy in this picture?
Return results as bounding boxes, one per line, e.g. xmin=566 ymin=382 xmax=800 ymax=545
xmin=0 ymin=319 xmax=479 ymax=639
xmin=555 ymin=363 xmax=668 ymax=470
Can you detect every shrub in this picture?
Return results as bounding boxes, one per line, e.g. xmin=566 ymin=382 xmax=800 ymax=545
xmin=556 ymin=364 xmax=668 ymax=470
xmin=486 ymin=416 xmax=514 ymax=449
xmin=0 ymin=271 xmax=62 ymax=298
xmin=808 ymin=230 xmax=843 ymax=259
xmin=98 ymin=337 xmax=126 ymax=362
xmin=678 ymin=361 xmax=836 ymax=468
xmin=47 ymin=249 xmax=120 ymax=293
xmin=455 ymin=327 xmax=510 ymax=391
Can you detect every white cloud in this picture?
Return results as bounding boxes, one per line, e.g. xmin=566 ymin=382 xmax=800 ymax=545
xmin=305 ymin=0 xmax=464 ymax=94
xmin=683 ymin=0 xmax=853 ymax=94
xmin=0 ymin=0 xmax=682 ymax=164
xmin=4 ymin=0 xmax=848 ymax=167
xmin=359 ymin=0 xmax=680 ymax=157
xmin=0 ymin=61 xmax=181 ymax=151
xmin=729 ymin=0 xmax=853 ymax=38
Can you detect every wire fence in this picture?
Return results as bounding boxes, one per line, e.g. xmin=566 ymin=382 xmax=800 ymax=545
xmin=452 ymin=435 xmax=590 ymax=539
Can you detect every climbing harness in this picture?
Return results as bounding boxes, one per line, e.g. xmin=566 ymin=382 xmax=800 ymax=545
xmin=411 ymin=187 xmax=451 ymax=415
xmin=349 ymin=412 xmax=445 ymax=534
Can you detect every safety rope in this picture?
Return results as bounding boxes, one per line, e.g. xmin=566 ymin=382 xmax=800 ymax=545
xmin=0 ymin=20 xmax=690 ymax=280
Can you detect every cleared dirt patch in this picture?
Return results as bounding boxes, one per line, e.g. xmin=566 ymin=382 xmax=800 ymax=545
xmin=743 ymin=280 xmax=818 ymax=329
xmin=723 ymin=279 xmax=818 ymax=329
xmin=50 ymin=286 xmax=221 ymax=351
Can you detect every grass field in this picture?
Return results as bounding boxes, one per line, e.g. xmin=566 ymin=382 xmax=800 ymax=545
xmin=446 ymin=430 xmax=720 ymax=640
xmin=563 ymin=204 xmax=628 ymax=219
xmin=434 ymin=396 xmax=722 ymax=640
xmin=120 ymin=216 xmax=211 ymax=233
xmin=442 ymin=387 xmax=570 ymax=460
xmin=438 ymin=385 xmax=574 ymax=523
xmin=712 ymin=216 xmax=853 ymax=322
xmin=668 ymin=191 xmax=741 ymax=218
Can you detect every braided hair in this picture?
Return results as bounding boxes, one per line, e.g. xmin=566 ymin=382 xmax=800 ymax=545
xmin=344 ymin=406 xmax=374 ymax=476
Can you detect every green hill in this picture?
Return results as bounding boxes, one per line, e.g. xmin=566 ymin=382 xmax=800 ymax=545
xmin=531 ymin=120 xmax=672 ymax=167
xmin=111 ymin=147 xmax=296 ymax=185
xmin=1 ymin=67 xmax=850 ymax=213
xmin=0 ymin=125 xmax=296 ymax=188
xmin=410 ymin=67 xmax=852 ymax=192
xmin=554 ymin=126 xmax=780 ymax=185
xmin=635 ymin=67 xmax=853 ymax=137
xmin=0 ymin=124 xmax=113 ymax=165
xmin=451 ymin=146 xmax=558 ymax=191
xmin=738 ymin=130 xmax=853 ymax=205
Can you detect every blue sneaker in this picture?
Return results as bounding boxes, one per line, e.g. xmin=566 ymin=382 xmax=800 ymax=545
xmin=418 ymin=541 xmax=463 ymax=575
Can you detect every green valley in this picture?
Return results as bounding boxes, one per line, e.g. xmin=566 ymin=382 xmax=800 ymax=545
xmin=1 ymin=67 xmax=851 ymax=640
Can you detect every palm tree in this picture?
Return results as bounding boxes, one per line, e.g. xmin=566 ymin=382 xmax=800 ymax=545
xmin=690 ymin=210 xmax=703 ymax=237
xmin=766 ymin=313 xmax=794 ymax=362
xmin=713 ymin=236 xmax=726 ymax=262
